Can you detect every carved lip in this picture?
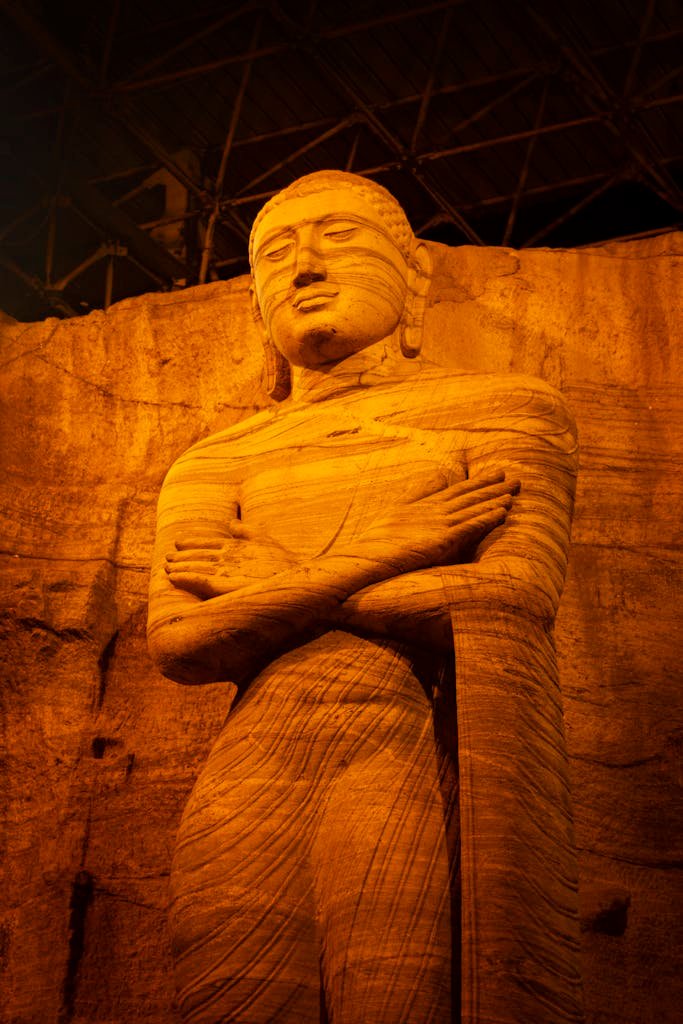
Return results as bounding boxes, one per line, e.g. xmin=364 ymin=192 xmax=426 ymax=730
xmin=292 ymin=287 xmax=339 ymax=310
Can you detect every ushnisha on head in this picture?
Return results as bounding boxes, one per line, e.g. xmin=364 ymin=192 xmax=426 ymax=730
xmin=249 ymin=170 xmax=432 ymax=399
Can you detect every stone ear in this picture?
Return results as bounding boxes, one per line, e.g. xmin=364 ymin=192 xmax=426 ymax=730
xmin=400 ymin=242 xmax=432 ymax=359
xmin=250 ymin=283 xmax=292 ymax=401
xmin=249 ymin=282 xmax=261 ymax=323
xmin=262 ymin=338 xmax=292 ymax=402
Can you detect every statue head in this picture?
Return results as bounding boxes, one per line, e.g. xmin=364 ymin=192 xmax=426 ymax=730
xmin=249 ymin=170 xmax=432 ymax=399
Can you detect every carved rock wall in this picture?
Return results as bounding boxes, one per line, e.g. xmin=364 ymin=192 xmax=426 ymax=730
xmin=1 ymin=234 xmax=681 ymax=1024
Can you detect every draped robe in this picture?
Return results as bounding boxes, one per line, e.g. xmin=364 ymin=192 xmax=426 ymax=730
xmin=148 ymin=366 xmax=583 ymax=1024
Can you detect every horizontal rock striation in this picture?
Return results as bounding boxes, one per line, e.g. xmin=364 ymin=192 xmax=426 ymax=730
xmin=1 ymin=234 xmax=681 ymax=1023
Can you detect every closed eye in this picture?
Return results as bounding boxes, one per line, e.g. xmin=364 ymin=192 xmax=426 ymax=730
xmin=263 ymin=240 xmax=294 ymax=260
xmin=324 ymin=227 xmax=357 ymax=241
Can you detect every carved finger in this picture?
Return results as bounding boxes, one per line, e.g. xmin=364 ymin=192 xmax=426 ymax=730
xmin=451 ymin=505 xmax=509 ymax=533
xmin=166 ymin=571 xmax=220 ymax=598
xmin=446 ymin=470 xmax=506 ymax=494
xmin=166 ymin=549 xmax=220 ymax=564
xmin=461 ymin=469 xmax=506 ymax=487
xmin=168 ymin=571 xmax=249 ymax=599
xmin=448 ymin=500 xmax=511 ymax=527
xmin=228 ymin=519 xmax=278 ymax=543
xmin=174 ymin=537 xmax=224 ymax=551
xmin=165 ymin=560 xmax=218 ymax=575
xmin=415 ymin=471 xmax=506 ymax=507
xmin=214 ymin=575 xmax=264 ymax=591
xmin=227 ymin=518 xmax=258 ymax=540
xmin=443 ymin=480 xmax=520 ymax=513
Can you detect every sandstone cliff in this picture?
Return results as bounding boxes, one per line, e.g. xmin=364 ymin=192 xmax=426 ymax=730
xmin=1 ymin=235 xmax=680 ymax=1023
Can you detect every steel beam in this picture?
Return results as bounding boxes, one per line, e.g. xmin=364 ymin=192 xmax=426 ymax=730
xmin=502 ymin=79 xmax=548 ymax=245
xmin=120 ymin=0 xmax=261 ymax=84
xmin=321 ymin=1 xmax=469 ymax=40
xmin=235 ymin=116 xmax=360 ymax=197
xmin=110 ymin=43 xmax=288 ymax=94
xmin=524 ymin=4 xmax=683 ymax=211
xmin=299 ymin=32 xmax=485 ymax=244
xmin=0 ymin=250 xmax=78 ymax=316
xmin=623 ymin=0 xmax=656 ymax=97
xmin=418 ymin=113 xmax=600 ymax=162
xmin=104 ymin=253 xmax=114 ymax=309
xmin=576 ymin=224 xmax=681 ymax=247
xmin=0 ymin=0 xmax=91 ymax=91
xmin=345 ymin=126 xmax=361 ymax=172
xmin=110 ymin=1 xmax=471 ymax=94
xmin=53 ymin=241 xmax=125 ymax=291
xmin=1 ymin=0 xmax=194 ymax=281
xmin=410 ymin=6 xmax=453 ymax=152
xmin=638 ymin=65 xmax=683 ymax=101
xmin=0 ymin=202 xmax=43 ymax=244
xmin=0 ymin=60 xmax=51 ymax=97
xmin=83 ymin=78 xmax=679 ymax=201
xmin=1 ymin=0 xmax=206 ymax=205
xmin=522 ymin=173 xmax=621 ymax=247
xmin=199 ymin=14 xmax=261 ymax=284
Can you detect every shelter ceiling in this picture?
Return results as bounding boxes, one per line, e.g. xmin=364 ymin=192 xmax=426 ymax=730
xmin=0 ymin=0 xmax=681 ymax=320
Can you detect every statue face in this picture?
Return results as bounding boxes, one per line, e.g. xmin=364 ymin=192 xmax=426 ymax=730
xmin=251 ymin=188 xmax=410 ymax=368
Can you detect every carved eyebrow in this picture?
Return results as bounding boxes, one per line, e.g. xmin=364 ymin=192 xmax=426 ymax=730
xmin=322 ymin=221 xmax=359 ymax=234
xmin=253 ymin=212 xmax=403 ymax=260
xmin=320 ymin=213 xmax=386 ymax=233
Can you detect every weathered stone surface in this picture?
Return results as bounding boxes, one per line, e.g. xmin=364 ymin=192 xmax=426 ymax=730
xmin=158 ymin=172 xmax=581 ymax=1024
xmin=1 ymin=224 xmax=681 ymax=1022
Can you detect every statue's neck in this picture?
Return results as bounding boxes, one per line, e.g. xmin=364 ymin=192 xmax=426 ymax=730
xmin=291 ymin=339 xmax=422 ymax=404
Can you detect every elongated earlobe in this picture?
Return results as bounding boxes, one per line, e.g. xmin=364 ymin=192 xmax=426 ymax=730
xmin=399 ymin=316 xmax=422 ymax=359
xmin=250 ymin=283 xmax=292 ymax=401
xmin=262 ymin=335 xmax=291 ymax=401
xmin=399 ymin=242 xmax=432 ymax=359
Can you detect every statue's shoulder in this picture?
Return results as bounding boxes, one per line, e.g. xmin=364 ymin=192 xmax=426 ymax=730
xmin=477 ymin=371 xmax=577 ymax=437
xmin=418 ymin=364 xmax=563 ymax=400
xmin=399 ymin=366 xmax=577 ymax=456
xmin=163 ymin=406 xmax=277 ymax=483
xmin=421 ymin=366 xmax=575 ymax=427
xmin=187 ymin=406 xmax=277 ymax=452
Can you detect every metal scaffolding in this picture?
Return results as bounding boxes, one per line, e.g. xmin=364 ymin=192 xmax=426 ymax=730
xmin=0 ymin=0 xmax=681 ymax=319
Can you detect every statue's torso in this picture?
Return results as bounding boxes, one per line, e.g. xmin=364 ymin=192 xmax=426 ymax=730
xmin=233 ymin=391 xmax=456 ymax=739
xmin=167 ymin=368 xmax=577 ymax=1024
xmin=216 ymin=372 xmax=474 ymax=557
xmin=186 ymin=372 xmax=475 ymax=744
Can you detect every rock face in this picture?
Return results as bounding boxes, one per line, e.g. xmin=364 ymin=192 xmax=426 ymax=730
xmin=1 ymin=231 xmax=681 ymax=1023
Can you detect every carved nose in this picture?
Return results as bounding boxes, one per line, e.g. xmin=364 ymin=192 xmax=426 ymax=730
xmin=294 ymin=268 xmax=325 ymax=287
xmin=293 ymin=248 xmax=326 ymax=288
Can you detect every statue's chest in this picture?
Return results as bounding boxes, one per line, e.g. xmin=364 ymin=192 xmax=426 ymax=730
xmin=238 ymin=407 xmax=467 ymax=555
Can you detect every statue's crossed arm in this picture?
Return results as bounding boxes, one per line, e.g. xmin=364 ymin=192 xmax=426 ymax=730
xmin=147 ymin=456 xmax=516 ymax=685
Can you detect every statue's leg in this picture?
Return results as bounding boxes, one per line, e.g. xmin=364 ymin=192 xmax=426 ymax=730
xmin=312 ymin=714 xmax=459 ymax=1024
xmin=169 ymin=730 xmax=321 ymax=1024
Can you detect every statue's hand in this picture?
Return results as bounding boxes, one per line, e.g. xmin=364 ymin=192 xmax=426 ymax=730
xmin=165 ymin=520 xmax=298 ymax=599
xmin=357 ymin=471 xmax=519 ymax=573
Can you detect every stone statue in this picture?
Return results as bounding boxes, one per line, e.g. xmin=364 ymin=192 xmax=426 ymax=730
xmin=147 ymin=171 xmax=583 ymax=1024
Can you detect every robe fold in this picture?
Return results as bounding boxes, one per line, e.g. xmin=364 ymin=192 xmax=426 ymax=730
xmin=451 ymin=593 xmax=584 ymax=1024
